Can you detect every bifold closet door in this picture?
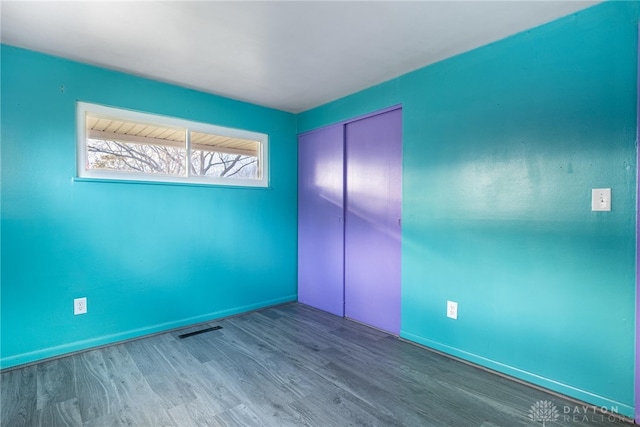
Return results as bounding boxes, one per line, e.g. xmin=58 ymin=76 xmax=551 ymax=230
xmin=345 ymin=108 xmax=402 ymax=334
xmin=297 ymin=125 xmax=345 ymax=316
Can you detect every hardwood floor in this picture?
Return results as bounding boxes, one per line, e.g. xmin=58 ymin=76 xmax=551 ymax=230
xmin=1 ymin=303 xmax=633 ymax=426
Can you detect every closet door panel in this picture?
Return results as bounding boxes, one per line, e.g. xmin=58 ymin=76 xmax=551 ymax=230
xmin=298 ymin=125 xmax=345 ymax=316
xmin=345 ymin=108 xmax=402 ymax=334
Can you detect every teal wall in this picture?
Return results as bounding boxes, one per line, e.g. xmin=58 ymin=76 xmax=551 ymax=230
xmin=299 ymin=2 xmax=638 ymax=417
xmin=1 ymin=46 xmax=298 ymax=368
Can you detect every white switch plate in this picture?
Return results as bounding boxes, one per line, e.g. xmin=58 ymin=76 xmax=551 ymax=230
xmin=591 ymin=188 xmax=611 ymax=211
xmin=447 ymin=301 xmax=458 ymax=320
xmin=74 ymin=297 xmax=87 ymax=315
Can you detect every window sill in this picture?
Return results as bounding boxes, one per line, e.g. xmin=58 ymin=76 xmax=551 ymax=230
xmin=72 ymin=176 xmax=271 ymax=190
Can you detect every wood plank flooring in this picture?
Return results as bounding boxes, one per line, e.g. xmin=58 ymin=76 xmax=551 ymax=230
xmin=1 ymin=303 xmax=633 ymax=426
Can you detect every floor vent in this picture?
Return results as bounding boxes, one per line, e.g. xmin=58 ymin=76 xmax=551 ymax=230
xmin=178 ymin=326 xmax=222 ymax=339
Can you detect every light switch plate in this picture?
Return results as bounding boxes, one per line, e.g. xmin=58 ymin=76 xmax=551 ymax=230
xmin=591 ymin=188 xmax=611 ymax=211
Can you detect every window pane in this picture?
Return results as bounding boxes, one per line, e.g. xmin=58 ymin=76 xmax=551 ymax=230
xmin=190 ymin=131 xmax=260 ymax=179
xmin=86 ymin=114 xmax=186 ymax=176
xmin=78 ymin=102 xmax=269 ymax=187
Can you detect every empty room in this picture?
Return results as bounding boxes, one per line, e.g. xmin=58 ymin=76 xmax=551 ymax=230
xmin=1 ymin=1 xmax=639 ymax=426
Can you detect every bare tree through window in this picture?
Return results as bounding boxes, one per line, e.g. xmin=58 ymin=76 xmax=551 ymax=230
xmin=190 ymin=148 xmax=257 ymax=178
xmin=78 ymin=102 xmax=267 ymax=186
xmin=88 ymin=139 xmax=258 ymax=179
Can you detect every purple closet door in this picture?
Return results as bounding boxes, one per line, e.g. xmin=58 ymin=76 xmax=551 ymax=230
xmin=345 ymin=108 xmax=402 ymax=334
xmin=298 ymin=125 xmax=345 ymax=316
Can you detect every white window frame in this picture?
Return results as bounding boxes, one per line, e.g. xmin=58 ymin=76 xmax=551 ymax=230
xmin=76 ymin=102 xmax=269 ymax=187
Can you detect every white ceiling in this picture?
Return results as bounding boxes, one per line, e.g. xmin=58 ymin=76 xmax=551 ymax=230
xmin=1 ymin=1 xmax=599 ymax=113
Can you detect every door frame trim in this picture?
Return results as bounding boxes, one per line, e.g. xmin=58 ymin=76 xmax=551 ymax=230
xmin=298 ymin=104 xmax=402 ymax=137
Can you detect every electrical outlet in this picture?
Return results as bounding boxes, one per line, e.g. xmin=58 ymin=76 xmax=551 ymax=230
xmin=447 ymin=301 xmax=458 ymax=320
xmin=74 ymin=297 xmax=87 ymax=315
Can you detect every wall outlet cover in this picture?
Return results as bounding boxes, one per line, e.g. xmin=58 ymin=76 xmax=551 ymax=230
xmin=74 ymin=297 xmax=87 ymax=315
xmin=447 ymin=300 xmax=458 ymax=320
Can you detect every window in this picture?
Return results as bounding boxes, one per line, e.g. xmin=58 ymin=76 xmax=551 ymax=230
xmin=77 ymin=102 xmax=268 ymax=187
